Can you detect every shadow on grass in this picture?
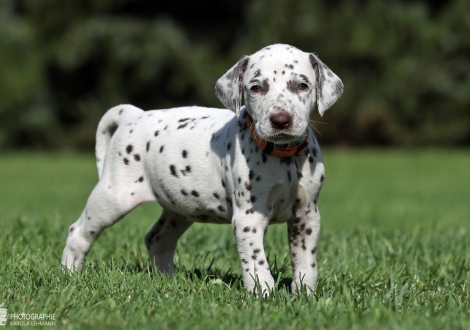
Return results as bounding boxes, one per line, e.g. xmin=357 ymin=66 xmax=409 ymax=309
xmin=114 ymin=257 xmax=293 ymax=292
xmin=184 ymin=267 xmax=293 ymax=292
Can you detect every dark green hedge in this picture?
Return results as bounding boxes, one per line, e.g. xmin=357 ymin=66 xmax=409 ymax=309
xmin=1 ymin=0 xmax=469 ymax=149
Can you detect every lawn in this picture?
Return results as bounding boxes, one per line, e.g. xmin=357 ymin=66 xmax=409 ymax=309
xmin=0 ymin=150 xmax=469 ymax=329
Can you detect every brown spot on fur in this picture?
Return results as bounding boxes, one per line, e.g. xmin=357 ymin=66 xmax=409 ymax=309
xmin=170 ymin=165 xmax=178 ymax=177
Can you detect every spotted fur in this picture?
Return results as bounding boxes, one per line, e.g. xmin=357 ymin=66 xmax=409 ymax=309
xmin=61 ymin=44 xmax=343 ymax=296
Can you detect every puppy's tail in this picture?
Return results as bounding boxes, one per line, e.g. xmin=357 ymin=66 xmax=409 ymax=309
xmin=95 ymin=104 xmax=144 ymax=178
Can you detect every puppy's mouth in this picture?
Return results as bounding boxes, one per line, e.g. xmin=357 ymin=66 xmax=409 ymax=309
xmin=246 ymin=112 xmax=307 ymax=147
xmin=265 ymin=132 xmax=307 ymax=146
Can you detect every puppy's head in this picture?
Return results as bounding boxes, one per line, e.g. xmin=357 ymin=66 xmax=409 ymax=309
xmin=215 ymin=44 xmax=343 ymax=144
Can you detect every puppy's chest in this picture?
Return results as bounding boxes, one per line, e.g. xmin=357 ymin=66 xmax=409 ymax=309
xmin=231 ymin=148 xmax=319 ymax=223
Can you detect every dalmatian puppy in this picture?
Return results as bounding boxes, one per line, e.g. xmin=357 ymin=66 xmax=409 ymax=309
xmin=61 ymin=44 xmax=343 ymax=295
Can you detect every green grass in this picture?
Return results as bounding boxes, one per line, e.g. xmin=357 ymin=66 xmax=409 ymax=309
xmin=0 ymin=150 xmax=469 ymax=329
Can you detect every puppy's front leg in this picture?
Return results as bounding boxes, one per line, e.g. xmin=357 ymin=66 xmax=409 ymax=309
xmin=233 ymin=212 xmax=274 ymax=295
xmin=288 ymin=207 xmax=321 ymax=295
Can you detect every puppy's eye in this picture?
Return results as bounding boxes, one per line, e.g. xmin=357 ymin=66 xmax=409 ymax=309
xmin=250 ymin=85 xmax=263 ymax=93
xmin=297 ymin=83 xmax=309 ymax=91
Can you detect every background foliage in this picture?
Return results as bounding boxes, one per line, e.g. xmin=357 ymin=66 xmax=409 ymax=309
xmin=1 ymin=0 xmax=469 ymax=150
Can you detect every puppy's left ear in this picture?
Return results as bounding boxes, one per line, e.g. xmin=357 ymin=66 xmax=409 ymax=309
xmin=309 ymin=54 xmax=344 ymax=116
xmin=215 ymin=56 xmax=250 ymax=113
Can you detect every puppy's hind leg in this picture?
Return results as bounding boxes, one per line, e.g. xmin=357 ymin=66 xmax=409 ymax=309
xmin=144 ymin=211 xmax=193 ymax=273
xmin=61 ymin=180 xmax=143 ymax=273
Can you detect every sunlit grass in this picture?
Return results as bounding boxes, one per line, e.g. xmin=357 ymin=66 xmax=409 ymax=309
xmin=0 ymin=150 xmax=469 ymax=329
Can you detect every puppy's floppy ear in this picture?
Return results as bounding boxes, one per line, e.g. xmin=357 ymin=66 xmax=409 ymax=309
xmin=215 ymin=56 xmax=250 ymax=113
xmin=309 ymin=54 xmax=344 ymax=116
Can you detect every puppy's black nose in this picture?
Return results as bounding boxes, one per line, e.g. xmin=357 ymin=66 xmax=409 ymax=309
xmin=270 ymin=112 xmax=292 ymax=129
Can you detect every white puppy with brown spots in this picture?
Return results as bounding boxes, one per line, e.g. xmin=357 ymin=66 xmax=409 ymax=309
xmin=61 ymin=44 xmax=343 ymax=296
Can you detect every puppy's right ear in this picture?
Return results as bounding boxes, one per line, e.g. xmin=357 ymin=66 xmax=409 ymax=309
xmin=215 ymin=56 xmax=250 ymax=113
